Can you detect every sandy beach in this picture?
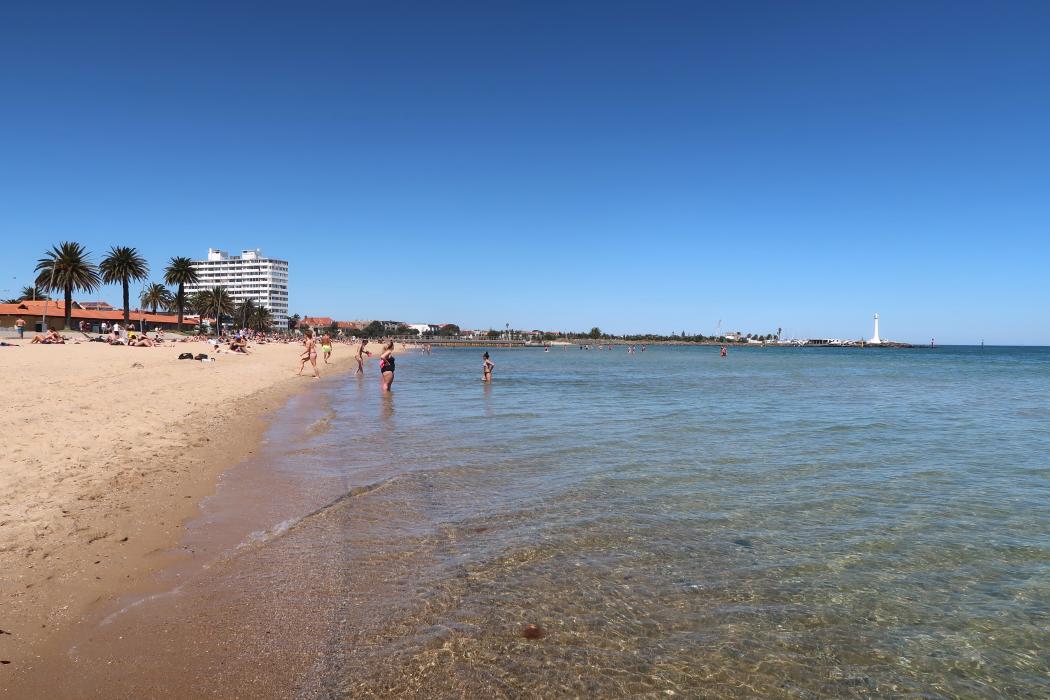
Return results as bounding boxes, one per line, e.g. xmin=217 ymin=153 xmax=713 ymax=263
xmin=0 ymin=338 xmax=387 ymax=680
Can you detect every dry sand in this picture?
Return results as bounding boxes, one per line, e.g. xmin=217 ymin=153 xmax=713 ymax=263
xmin=0 ymin=337 xmax=392 ymax=681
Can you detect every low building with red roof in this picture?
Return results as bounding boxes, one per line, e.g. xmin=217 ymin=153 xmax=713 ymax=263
xmin=0 ymin=300 xmax=200 ymax=333
xmin=298 ymin=316 xmax=334 ymax=330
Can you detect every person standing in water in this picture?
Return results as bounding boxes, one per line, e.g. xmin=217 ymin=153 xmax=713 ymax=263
xmin=355 ymin=337 xmax=370 ymax=375
xmin=379 ymin=340 xmax=395 ymax=391
xmin=720 ymin=345 xmax=728 ymax=358
xmin=482 ymin=351 xmax=495 ymax=382
xmin=297 ymin=330 xmax=320 ymax=378
xmin=320 ymin=333 xmax=333 ymax=364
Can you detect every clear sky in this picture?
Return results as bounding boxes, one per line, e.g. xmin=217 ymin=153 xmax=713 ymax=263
xmin=2 ymin=1 xmax=1047 ymax=343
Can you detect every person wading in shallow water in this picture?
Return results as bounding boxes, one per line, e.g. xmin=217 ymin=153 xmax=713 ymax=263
xmin=355 ymin=337 xmax=370 ymax=375
xmin=379 ymin=340 xmax=395 ymax=391
xmin=482 ymin=351 xmax=495 ymax=382
xmin=297 ymin=330 xmax=320 ymax=378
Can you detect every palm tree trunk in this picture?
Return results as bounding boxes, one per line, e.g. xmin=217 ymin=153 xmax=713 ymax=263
xmin=64 ymin=284 xmax=73 ymax=330
xmin=122 ymin=281 xmax=130 ymax=326
xmin=176 ymin=285 xmax=184 ymax=331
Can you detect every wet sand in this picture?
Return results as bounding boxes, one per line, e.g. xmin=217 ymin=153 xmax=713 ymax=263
xmin=7 ymin=438 xmax=442 ymax=699
xmin=0 ymin=339 xmax=392 ymax=694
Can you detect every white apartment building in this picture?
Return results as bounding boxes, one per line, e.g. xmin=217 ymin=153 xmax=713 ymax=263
xmin=185 ymin=248 xmax=289 ymax=329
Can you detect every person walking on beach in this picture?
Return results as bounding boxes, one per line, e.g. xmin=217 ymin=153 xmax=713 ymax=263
xmin=482 ymin=352 xmax=495 ymax=382
xmin=379 ymin=340 xmax=395 ymax=392
xmin=321 ymin=333 xmax=333 ymax=364
xmin=297 ymin=330 xmax=320 ymax=378
xmin=355 ymin=337 xmax=370 ymax=375
xmin=15 ymin=317 xmax=25 ymax=339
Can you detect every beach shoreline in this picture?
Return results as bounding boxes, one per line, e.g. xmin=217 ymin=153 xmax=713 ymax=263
xmin=0 ymin=339 xmax=392 ymax=684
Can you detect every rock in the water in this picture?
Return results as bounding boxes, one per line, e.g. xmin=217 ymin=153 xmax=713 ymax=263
xmin=521 ymin=624 xmax=546 ymax=640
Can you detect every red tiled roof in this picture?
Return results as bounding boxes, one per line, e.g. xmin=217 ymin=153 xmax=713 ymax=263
xmin=300 ymin=316 xmax=334 ymax=327
xmin=0 ymin=301 xmax=199 ymax=325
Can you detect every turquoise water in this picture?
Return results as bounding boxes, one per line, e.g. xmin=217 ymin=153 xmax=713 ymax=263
xmin=272 ymin=346 xmax=1050 ymax=697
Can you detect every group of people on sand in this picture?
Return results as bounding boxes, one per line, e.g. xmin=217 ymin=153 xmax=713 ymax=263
xmin=30 ymin=328 xmax=66 ymax=344
xmin=101 ymin=323 xmax=158 ymax=346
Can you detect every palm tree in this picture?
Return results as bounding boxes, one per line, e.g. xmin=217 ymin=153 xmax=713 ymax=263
xmin=163 ymin=256 xmax=200 ymax=332
xmin=249 ymin=306 xmax=273 ymax=331
xmin=211 ymin=287 xmax=234 ymax=336
xmin=139 ymin=282 xmax=174 ymax=314
xmin=234 ymin=298 xmax=257 ymax=329
xmin=99 ymin=246 xmax=149 ymax=326
xmin=188 ymin=290 xmax=210 ymax=331
xmin=193 ymin=286 xmax=234 ymax=336
xmin=35 ymin=242 xmax=100 ymax=329
xmin=20 ymin=285 xmax=50 ymax=301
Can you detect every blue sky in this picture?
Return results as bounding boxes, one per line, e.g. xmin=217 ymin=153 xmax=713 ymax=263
xmin=1 ymin=1 xmax=1047 ymax=343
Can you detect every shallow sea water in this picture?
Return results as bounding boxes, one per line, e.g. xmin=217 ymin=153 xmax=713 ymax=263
xmin=256 ymin=346 xmax=1049 ymax=698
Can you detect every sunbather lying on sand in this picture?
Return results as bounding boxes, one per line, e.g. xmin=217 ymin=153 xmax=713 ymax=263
xmin=31 ymin=329 xmax=65 ymax=344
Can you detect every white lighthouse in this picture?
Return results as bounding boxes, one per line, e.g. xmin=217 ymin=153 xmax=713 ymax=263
xmin=869 ymin=313 xmax=882 ymax=345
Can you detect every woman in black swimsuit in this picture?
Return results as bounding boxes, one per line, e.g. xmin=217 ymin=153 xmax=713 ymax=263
xmin=379 ymin=340 xmax=395 ymax=392
xmin=482 ymin=352 xmax=494 ymax=382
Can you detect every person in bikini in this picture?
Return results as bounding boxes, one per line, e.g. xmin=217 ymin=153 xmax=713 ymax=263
xmin=379 ymin=340 xmax=395 ymax=391
xmin=31 ymin=328 xmax=64 ymax=344
xmin=355 ymin=337 xmax=370 ymax=375
xmin=297 ymin=330 xmax=320 ymax=378
xmin=482 ymin=352 xmax=495 ymax=382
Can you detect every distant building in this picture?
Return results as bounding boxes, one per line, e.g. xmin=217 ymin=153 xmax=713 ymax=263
xmin=185 ymin=248 xmax=289 ymax=329
xmin=335 ymin=321 xmax=361 ymax=334
xmin=299 ymin=316 xmax=334 ymax=330
xmin=408 ymin=323 xmax=440 ymax=336
xmin=0 ymin=300 xmax=198 ymax=332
